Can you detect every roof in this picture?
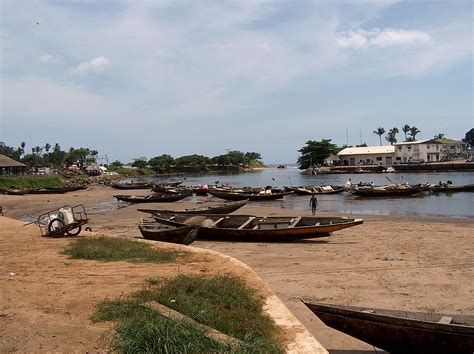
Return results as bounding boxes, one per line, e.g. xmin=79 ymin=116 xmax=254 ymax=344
xmin=0 ymin=154 xmax=26 ymax=168
xmin=324 ymin=154 xmax=340 ymax=161
xmin=337 ymin=146 xmax=395 ymax=156
xmin=435 ymin=138 xmax=465 ymax=145
xmin=394 ymin=139 xmax=438 ymax=146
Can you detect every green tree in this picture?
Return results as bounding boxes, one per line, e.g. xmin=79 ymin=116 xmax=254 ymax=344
xmin=297 ymin=139 xmax=338 ymax=169
xmin=131 ymin=158 xmax=148 ymax=169
xmin=174 ymin=154 xmax=210 ymax=167
xmin=409 ymin=126 xmax=421 ymax=141
xmin=434 ymin=133 xmax=445 ymax=140
xmin=148 ymin=154 xmax=175 ymax=172
xmin=463 ymin=128 xmax=474 ymax=147
xmin=385 ymin=127 xmax=399 ymax=145
xmin=109 ymin=160 xmax=123 ymax=168
xmin=373 ymin=127 xmax=386 ymax=146
xmin=402 ymin=124 xmax=411 ymax=141
xmin=211 ymin=154 xmax=231 ymax=166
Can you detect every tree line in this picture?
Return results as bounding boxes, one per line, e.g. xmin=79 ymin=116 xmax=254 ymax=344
xmin=123 ymin=151 xmax=263 ymax=172
xmin=0 ymin=142 xmax=263 ymax=172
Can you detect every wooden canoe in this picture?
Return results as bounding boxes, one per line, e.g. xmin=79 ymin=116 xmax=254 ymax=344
xmin=207 ymin=189 xmax=294 ymax=201
xmin=430 ymin=184 xmax=474 ymax=192
xmin=114 ymin=192 xmax=191 ymax=203
xmin=14 ymin=185 xmax=87 ymax=194
xmin=352 ymin=185 xmax=419 ymax=197
xmin=302 ymin=301 xmax=474 ymax=353
xmin=153 ymin=214 xmax=363 ymax=242
xmin=110 ymin=182 xmax=152 ymax=189
xmin=138 ymin=220 xmax=197 ymax=245
xmin=138 ymin=200 xmax=248 ymax=216
xmin=284 ymin=185 xmax=345 ymax=195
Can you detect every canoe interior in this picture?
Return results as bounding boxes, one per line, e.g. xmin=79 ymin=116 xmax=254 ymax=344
xmin=153 ymin=214 xmax=363 ymax=241
xmin=172 ymin=215 xmax=359 ymax=229
xmin=303 ymin=301 xmax=474 ymax=354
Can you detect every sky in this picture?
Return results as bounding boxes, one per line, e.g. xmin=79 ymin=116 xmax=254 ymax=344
xmin=0 ymin=0 xmax=472 ymax=164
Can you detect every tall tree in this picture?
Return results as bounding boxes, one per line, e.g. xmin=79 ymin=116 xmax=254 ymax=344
xmin=402 ymin=124 xmax=411 ymax=141
xmin=463 ymin=128 xmax=474 ymax=147
xmin=373 ymin=127 xmax=386 ymax=146
xmin=297 ymin=139 xmax=338 ymax=169
xmin=385 ymin=127 xmax=399 ymax=145
xmin=433 ymin=133 xmax=445 ymax=140
xmin=148 ymin=154 xmax=175 ymax=172
xmin=409 ymin=126 xmax=421 ymax=141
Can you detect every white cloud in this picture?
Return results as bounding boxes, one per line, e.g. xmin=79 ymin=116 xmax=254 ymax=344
xmin=338 ymin=28 xmax=431 ymax=49
xmin=72 ymin=56 xmax=110 ymax=75
xmin=39 ymin=54 xmax=60 ymax=64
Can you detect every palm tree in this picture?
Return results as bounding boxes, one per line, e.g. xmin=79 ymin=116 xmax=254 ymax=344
xmin=434 ymin=133 xmax=445 ymax=140
xmin=402 ymin=124 xmax=411 ymax=141
xmin=385 ymin=127 xmax=399 ymax=145
xmin=409 ymin=126 xmax=421 ymax=141
xmin=373 ymin=127 xmax=386 ymax=146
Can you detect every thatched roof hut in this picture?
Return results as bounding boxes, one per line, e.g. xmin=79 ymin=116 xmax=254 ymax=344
xmin=0 ymin=154 xmax=26 ymax=174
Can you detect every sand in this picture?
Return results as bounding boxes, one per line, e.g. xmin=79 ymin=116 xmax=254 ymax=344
xmin=1 ymin=185 xmax=473 ymax=352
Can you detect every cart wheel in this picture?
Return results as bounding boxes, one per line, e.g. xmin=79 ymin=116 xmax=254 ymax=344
xmin=66 ymin=225 xmax=82 ymax=236
xmin=48 ymin=218 xmax=65 ymax=237
xmin=181 ymin=228 xmax=198 ymax=245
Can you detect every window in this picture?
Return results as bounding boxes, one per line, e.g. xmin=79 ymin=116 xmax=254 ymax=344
xmin=376 ymin=157 xmax=382 ymax=161
xmin=396 ymin=157 xmax=401 ymax=160
xmin=427 ymin=145 xmax=431 ymax=149
xmin=407 ymin=146 xmax=412 ymax=150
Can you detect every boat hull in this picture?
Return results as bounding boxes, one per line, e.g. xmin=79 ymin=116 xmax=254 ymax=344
xmin=153 ymin=215 xmax=363 ymax=242
xmin=138 ymin=200 xmax=248 ymax=216
xmin=114 ymin=192 xmax=190 ymax=203
xmin=303 ymin=302 xmax=474 ymax=354
xmin=139 ymin=223 xmax=197 ymax=245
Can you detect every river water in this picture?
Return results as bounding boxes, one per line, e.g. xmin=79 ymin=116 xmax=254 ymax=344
xmin=133 ymin=168 xmax=474 ymax=219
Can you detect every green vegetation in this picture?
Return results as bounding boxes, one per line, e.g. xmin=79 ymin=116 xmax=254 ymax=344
xmin=463 ymin=128 xmax=473 ymax=147
xmin=62 ymin=236 xmax=186 ymax=263
xmin=373 ymin=127 xmax=386 ymax=146
xmin=0 ymin=175 xmax=65 ymax=189
xmin=297 ymin=139 xmax=338 ymax=169
xmin=92 ymin=273 xmax=282 ymax=353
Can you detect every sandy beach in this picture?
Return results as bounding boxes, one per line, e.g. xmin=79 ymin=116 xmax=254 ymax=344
xmin=1 ymin=185 xmax=473 ymax=352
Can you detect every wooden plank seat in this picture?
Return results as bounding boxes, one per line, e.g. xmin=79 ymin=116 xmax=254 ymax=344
xmin=288 ymin=216 xmax=301 ymax=228
xmin=238 ymin=216 xmax=255 ymax=230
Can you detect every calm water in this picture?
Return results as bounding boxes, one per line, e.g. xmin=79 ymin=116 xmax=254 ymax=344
xmin=136 ymin=168 xmax=474 ymax=219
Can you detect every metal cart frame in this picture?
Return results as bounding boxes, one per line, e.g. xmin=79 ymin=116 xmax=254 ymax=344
xmin=37 ymin=204 xmax=89 ymax=237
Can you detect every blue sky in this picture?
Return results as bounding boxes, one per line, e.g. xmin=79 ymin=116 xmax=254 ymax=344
xmin=0 ymin=0 xmax=472 ymax=164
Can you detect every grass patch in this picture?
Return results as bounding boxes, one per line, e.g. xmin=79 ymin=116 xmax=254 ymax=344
xmin=62 ymin=236 xmax=185 ymax=263
xmin=92 ymin=274 xmax=283 ymax=353
xmin=0 ymin=175 xmax=65 ymax=189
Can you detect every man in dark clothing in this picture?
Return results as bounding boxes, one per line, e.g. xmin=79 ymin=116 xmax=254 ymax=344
xmin=309 ymin=194 xmax=318 ymax=215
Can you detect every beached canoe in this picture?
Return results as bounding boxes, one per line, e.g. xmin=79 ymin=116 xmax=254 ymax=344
xmin=138 ymin=219 xmax=197 ymax=245
xmin=430 ymin=183 xmax=474 ymax=193
xmin=26 ymin=185 xmax=87 ymax=194
xmin=152 ymin=214 xmax=363 ymax=241
xmin=302 ymin=301 xmax=474 ymax=353
xmin=138 ymin=200 xmax=248 ymax=216
xmin=110 ymin=181 xmax=152 ymax=189
xmin=351 ymin=184 xmax=419 ymax=197
xmin=284 ymin=185 xmax=345 ymax=195
xmin=207 ymin=189 xmax=294 ymax=201
xmin=151 ymin=181 xmax=183 ymax=192
xmin=114 ymin=192 xmax=191 ymax=203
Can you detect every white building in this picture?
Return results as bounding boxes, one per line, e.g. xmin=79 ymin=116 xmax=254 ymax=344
xmin=393 ymin=139 xmax=440 ymax=163
xmin=337 ymin=146 xmax=395 ymax=166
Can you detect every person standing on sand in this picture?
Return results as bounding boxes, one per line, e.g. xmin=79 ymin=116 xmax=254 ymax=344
xmin=309 ymin=194 xmax=318 ymax=215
